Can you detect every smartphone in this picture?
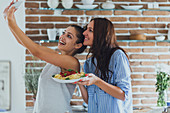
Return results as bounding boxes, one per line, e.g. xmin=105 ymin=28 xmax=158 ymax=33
xmin=11 ymin=1 xmax=23 ymax=9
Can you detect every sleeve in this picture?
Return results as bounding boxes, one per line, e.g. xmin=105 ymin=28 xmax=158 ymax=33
xmin=113 ymin=51 xmax=131 ymax=100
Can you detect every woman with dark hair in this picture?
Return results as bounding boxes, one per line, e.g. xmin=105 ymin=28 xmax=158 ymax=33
xmin=3 ymin=2 xmax=86 ymax=113
xmin=78 ymin=18 xmax=133 ymax=113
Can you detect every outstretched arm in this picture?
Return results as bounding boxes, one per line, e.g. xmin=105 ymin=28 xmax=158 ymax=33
xmin=4 ymin=5 xmax=80 ymax=71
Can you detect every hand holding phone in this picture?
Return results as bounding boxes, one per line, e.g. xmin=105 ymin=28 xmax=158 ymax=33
xmin=11 ymin=1 xmax=23 ymax=9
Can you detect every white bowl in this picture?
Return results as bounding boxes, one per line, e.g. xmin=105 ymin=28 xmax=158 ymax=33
xmin=121 ymin=5 xmax=143 ymax=9
xmin=82 ymin=0 xmax=94 ymax=5
xmin=155 ymin=35 xmax=165 ymax=41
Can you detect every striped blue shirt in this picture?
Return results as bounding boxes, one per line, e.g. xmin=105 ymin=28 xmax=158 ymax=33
xmin=84 ymin=49 xmax=133 ymax=113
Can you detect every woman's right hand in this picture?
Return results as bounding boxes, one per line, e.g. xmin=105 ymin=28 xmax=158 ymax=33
xmin=3 ymin=0 xmax=15 ymax=20
xmin=3 ymin=0 xmax=18 ymax=24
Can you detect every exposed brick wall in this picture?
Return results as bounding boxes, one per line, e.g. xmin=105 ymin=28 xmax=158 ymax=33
xmin=25 ymin=0 xmax=170 ymax=110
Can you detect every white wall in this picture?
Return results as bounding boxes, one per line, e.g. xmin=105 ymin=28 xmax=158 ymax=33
xmin=0 ymin=0 xmax=25 ymax=113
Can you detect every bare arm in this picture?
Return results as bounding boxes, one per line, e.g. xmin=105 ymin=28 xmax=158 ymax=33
xmin=6 ymin=6 xmax=80 ymax=71
xmin=78 ymin=85 xmax=88 ymax=104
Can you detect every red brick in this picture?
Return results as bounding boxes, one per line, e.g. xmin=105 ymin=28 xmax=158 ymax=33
xmin=141 ymin=99 xmax=157 ymax=104
xmin=114 ymin=24 xmax=139 ymax=28
xmin=143 ymin=11 xmax=170 ymax=15
xmin=114 ymin=11 xmax=141 ymax=15
xmin=129 ymin=42 xmax=155 ymax=46
xmin=141 ymin=0 xmax=167 ymax=2
xmin=26 ymin=30 xmax=40 ymax=35
xmin=70 ymin=101 xmax=83 ymax=105
xmin=26 ymin=23 xmax=54 ymax=29
xmin=117 ymin=42 xmax=128 ymax=46
xmin=70 ymin=17 xmax=77 ymax=22
xmin=124 ymin=48 xmax=141 ymax=52
xmin=25 ymin=2 xmax=39 ymax=8
xmin=72 ymin=95 xmax=83 ymax=99
xmin=133 ymin=100 xmax=140 ymax=104
xmin=132 ymin=88 xmax=139 ymax=92
xmin=129 ymin=29 xmax=157 ymax=34
xmin=115 ymin=30 xmax=129 ymax=34
xmin=130 ymin=17 xmax=156 ymax=22
xmin=131 ymin=74 xmax=143 ymax=79
xmin=41 ymin=42 xmax=58 ymax=46
xmin=140 ymin=88 xmax=156 ymax=92
xmin=26 ymin=102 xmax=34 ymax=107
xmin=26 ymin=95 xmax=32 ymax=100
xmin=141 ymin=61 xmax=168 ymax=66
xmin=25 ymin=9 xmax=54 ymax=15
xmin=143 ymin=74 xmax=156 ymax=79
xmin=40 ymin=16 xmax=69 ymax=22
xmin=55 ymin=24 xmax=72 ymax=28
xmin=109 ymin=17 xmax=127 ymax=22
xmin=62 ymin=10 xmax=84 ymax=15
xmin=140 ymin=24 xmax=166 ymax=28
xmin=157 ymin=42 xmax=170 ymax=46
xmin=133 ymin=94 xmax=157 ymax=98
xmin=113 ymin=0 xmax=139 ymax=1
xmin=130 ymin=61 xmax=140 ymax=66
xmin=132 ymin=67 xmax=155 ymax=72
xmin=142 ymin=48 xmax=169 ymax=52
xmin=26 ymin=17 xmax=39 ymax=22
xmin=130 ymin=54 xmax=157 ymax=59
xmin=158 ymin=17 xmax=170 ymax=22
xmin=86 ymin=11 xmax=113 ymax=15
xmin=159 ymin=55 xmax=170 ymax=59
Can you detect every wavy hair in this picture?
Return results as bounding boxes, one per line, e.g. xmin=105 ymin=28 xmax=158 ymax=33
xmin=87 ymin=18 xmax=129 ymax=82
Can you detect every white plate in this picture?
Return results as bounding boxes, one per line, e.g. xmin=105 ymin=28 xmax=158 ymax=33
xmin=75 ymin=4 xmax=98 ymax=9
xmin=121 ymin=5 xmax=143 ymax=10
xmin=52 ymin=76 xmax=88 ymax=83
xmin=159 ymin=7 xmax=170 ymax=10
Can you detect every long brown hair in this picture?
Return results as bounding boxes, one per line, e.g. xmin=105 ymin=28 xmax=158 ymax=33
xmin=87 ymin=18 xmax=129 ymax=82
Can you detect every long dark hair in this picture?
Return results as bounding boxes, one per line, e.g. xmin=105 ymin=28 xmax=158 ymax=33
xmin=70 ymin=25 xmax=87 ymax=55
xmin=87 ymin=18 xmax=129 ymax=82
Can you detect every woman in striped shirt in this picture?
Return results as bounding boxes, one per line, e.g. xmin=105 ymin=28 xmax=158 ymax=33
xmin=78 ymin=18 xmax=133 ymax=113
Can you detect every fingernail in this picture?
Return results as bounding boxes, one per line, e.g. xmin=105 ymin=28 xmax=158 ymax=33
xmin=74 ymin=82 xmax=77 ymax=84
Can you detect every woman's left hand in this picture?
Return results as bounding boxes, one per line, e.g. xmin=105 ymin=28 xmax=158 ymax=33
xmin=77 ymin=73 xmax=100 ymax=86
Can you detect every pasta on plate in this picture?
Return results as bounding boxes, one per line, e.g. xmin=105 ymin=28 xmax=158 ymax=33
xmin=52 ymin=69 xmax=87 ymax=80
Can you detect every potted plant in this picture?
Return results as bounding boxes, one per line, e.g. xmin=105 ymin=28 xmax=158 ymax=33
xmin=25 ymin=63 xmax=41 ymax=101
xmin=155 ymin=64 xmax=170 ymax=106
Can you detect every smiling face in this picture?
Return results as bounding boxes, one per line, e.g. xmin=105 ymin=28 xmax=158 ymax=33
xmin=83 ymin=20 xmax=94 ymax=47
xmin=58 ymin=26 xmax=80 ymax=55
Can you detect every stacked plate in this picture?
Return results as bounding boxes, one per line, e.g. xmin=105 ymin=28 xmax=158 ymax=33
xmin=75 ymin=4 xmax=98 ymax=9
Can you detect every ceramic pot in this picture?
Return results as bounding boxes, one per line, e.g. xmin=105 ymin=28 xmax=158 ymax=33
xmin=102 ymin=0 xmax=115 ymax=9
xmin=62 ymin=0 xmax=73 ymax=9
xmin=47 ymin=0 xmax=59 ymax=8
xmin=82 ymin=0 xmax=94 ymax=5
